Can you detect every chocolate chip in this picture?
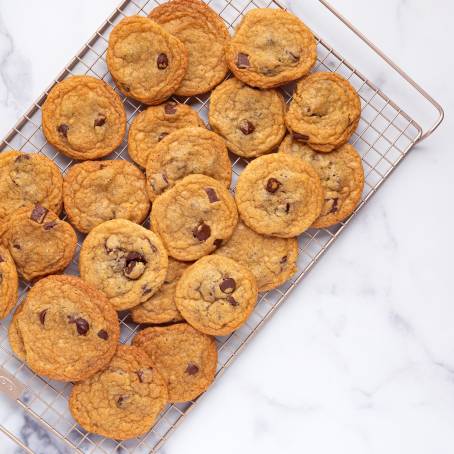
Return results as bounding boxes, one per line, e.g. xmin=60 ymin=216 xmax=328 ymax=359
xmin=287 ymin=50 xmax=300 ymax=62
xmin=94 ymin=115 xmax=106 ymax=127
xmin=15 ymin=154 xmax=30 ymax=163
xmin=97 ymin=329 xmax=108 ymax=340
xmin=142 ymin=284 xmax=153 ymax=295
xmin=185 ymin=363 xmax=199 ymax=375
xmin=39 ymin=309 xmax=47 ymax=325
xmin=0 ymin=255 xmax=4 ymax=263
xmin=239 ymin=119 xmax=255 ymax=135
xmin=158 ymin=132 xmax=169 ymax=142
xmin=120 ymin=83 xmax=130 ymax=92
xmin=30 ymin=204 xmax=48 ymax=224
xmin=214 ymin=239 xmax=223 ymax=248
xmin=236 ymin=53 xmax=250 ymax=69
xmin=0 ymin=273 xmax=2 ymax=285
xmin=193 ymin=222 xmax=211 ymax=242
xmin=205 ymin=188 xmax=219 ymax=203
xmin=285 ymin=203 xmax=291 ymax=213
xmin=164 ymin=101 xmax=177 ymax=114
xmin=293 ymin=133 xmax=309 ymax=142
xmin=227 ymin=296 xmax=239 ymax=307
xmin=280 ymin=256 xmax=287 ymax=264
xmin=57 ymin=124 xmax=69 ymax=138
xmin=43 ymin=220 xmax=58 ymax=230
xmin=220 ymin=277 xmax=236 ymax=294
xmin=124 ymin=252 xmax=146 ymax=280
xmin=13 ymin=244 xmax=21 ymax=250
xmin=157 ymin=53 xmax=169 ymax=69
xmin=266 ymin=178 xmax=281 ymax=194
xmin=68 ymin=316 xmax=89 ymax=335
xmin=329 ymin=198 xmax=339 ymax=214
xmin=116 ymin=395 xmax=128 ymax=408
xmin=137 ymin=370 xmax=144 ymax=382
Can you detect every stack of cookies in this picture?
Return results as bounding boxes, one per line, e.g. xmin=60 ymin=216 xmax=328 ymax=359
xmin=0 ymin=0 xmax=365 ymax=441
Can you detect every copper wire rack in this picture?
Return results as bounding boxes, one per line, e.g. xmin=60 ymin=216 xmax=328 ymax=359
xmin=0 ymin=0 xmax=444 ymax=452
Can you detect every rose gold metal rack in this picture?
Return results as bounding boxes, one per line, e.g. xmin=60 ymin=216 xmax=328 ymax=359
xmin=0 ymin=0 xmax=443 ymax=452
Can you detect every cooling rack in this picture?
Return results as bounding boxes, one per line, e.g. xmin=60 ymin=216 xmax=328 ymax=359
xmin=0 ymin=0 xmax=444 ymax=452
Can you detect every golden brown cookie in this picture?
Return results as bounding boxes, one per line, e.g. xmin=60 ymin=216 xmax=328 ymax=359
xmin=42 ymin=76 xmax=126 ymax=160
xmin=0 ymin=245 xmax=18 ymax=320
xmin=225 ymin=9 xmax=316 ymax=89
xmin=69 ymin=345 xmax=168 ymax=440
xmin=128 ymin=101 xmax=205 ymax=168
xmin=107 ymin=16 xmax=188 ymax=105
xmin=149 ymin=0 xmax=230 ymax=96
xmin=235 ymin=153 xmax=324 ymax=238
xmin=145 ymin=127 xmax=232 ymax=201
xmin=285 ymin=72 xmax=361 ymax=152
xmin=63 ymin=160 xmax=150 ymax=233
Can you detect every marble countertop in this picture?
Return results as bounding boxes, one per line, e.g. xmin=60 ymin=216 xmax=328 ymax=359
xmin=0 ymin=0 xmax=452 ymax=453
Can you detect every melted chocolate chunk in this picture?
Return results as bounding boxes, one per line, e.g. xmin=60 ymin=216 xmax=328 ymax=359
xmin=142 ymin=284 xmax=153 ymax=295
xmin=57 ymin=124 xmax=69 ymax=138
xmin=185 ymin=363 xmax=199 ymax=375
xmin=158 ymin=132 xmax=169 ymax=142
xmin=39 ymin=309 xmax=47 ymax=325
xmin=68 ymin=316 xmax=89 ymax=335
xmin=280 ymin=256 xmax=288 ymax=265
xmin=213 ymin=239 xmax=223 ymax=248
xmin=227 ymin=296 xmax=239 ymax=307
xmin=266 ymin=178 xmax=281 ymax=194
xmin=30 ymin=204 xmax=49 ymax=224
xmin=239 ymin=119 xmax=255 ymax=135
xmin=15 ymin=154 xmax=30 ymax=163
xmin=124 ymin=252 xmax=146 ymax=280
xmin=164 ymin=102 xmax=177 ymax=114
xmin=205 ymin=188 xmax=219 ymax=203
xmin=285 ymin=203 xmax=291 ymax=213
xmin=94 ymin=115 xmax=106 ymax=127
xmin=0 ymin=273 xmax=2 ymax=285
xmin=193 ymin=222 xmax=211 ymax=242
xmin=293 ymin=133 xmax=309 ymax=142
xmin=236 ymin=53 xmax=250 ymax=69
xmin=157 ymin=53 xmax=169 ymax=69
xmin=287 ymin=50 xmax=300 ymax=62
xmin=116 ymin=395 xmax=128 ymax=408
xmin=13 ymin=244 xmax=21 ymax=250
xmin=219 ymin=277 xmax=236 ymax=294
xmin=136 ymin=370 xmax=144 ymax=383
xmin=43 ymin=220 xmax=58 ymax=231
xmin=97 ymin=329 xmax=108 ymax=340
xmin=329 ymin=198 xmax=339 ymax=214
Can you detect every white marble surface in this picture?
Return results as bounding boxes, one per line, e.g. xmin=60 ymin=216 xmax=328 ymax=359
xmin=0 ymin=0 xmax=452 ymax=453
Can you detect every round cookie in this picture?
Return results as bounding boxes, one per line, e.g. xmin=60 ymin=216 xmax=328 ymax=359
xmin=131 ymin=258 xmax=190 ymax=324
xmin=0 ymin=245 xmax=18 ymax=320
xmin=215 ymin=221 xmax=298 ymax=292
xmin=69 ymin=345 xmax=168 ymax=440
xmin=285 ymin=72 xmax=361 ymax=152
xmin=279 ymin=136 xmax=364 ymax=228
xmin=0 ymin=151 xmax=63 ymax=225
xmin=128 ymin=101 xmax=205 ymax=168
xmin=133 ymin=323 xmax=217 ymax=402
xmin=8 ymin=275 xmax=119 ymax=382
xmin=149 ymin=0 xmax=230 ymax=96
xmin=225 ymin=9 xmax=317 ymax=89
xmin=63 ymin=160 xmax=150 ymax=233
xmin=2 ymin=204 xmax=77 ymax=281
xmin=79 ymin=219 xmax=168 ymax=311
xmin=176 ymin=255 xmax=257 ymax=336
xmin=107 ymin=16 xmax=188 ymax=105
xmin=209 ymin=77 xmax=286 ymax=158
xmin=42 ymin=76 xmax=126 ymax=160
xmin=235 ymin=153 xmax=324 ymax=238
xmin=145 ymin=127 xmax=232 ymax=201
xmin=151 ymin=174 xmax=238 ymax=261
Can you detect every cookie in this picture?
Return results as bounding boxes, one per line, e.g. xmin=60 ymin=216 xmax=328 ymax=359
xmin=69 ymin=345 xmax=168 ymax=440
xmin=175 ymin=255 xmax=257 ymax=336
xmin=128 ymin=101 xmax=205 ymax=168
xmin=42 ymin=76 xmax=126 ymax=160
xmin=107 ymin=16 xmax=188 ymax=105
xmin=208 ymin=77 xmax=286 ymax=158
xmin=8 ymin=275 xmax=119 ymax=382
xmin=215 ymin=221 xmax=298 ymax=292
xmin=132 ymin=323 xmax=217 ymax=402
xmin=151 ymin=174 xmax=238 ymax=261
xmin=131 ymin=258 xmax=190 ymax=324
xmin=225 ymin=9 xmax=317 ymax=89
xmin=79 ymin=219 xmax=168 ymax=311
xmin=0 ymin=152 xmax=63 ymax=225
xmin=285 ymin=72 xmax=361 ymax=152
xmin=1 ymin=204 xmax=77 ymax=281
xmin=149 ymin=0 xmax=230 ymax=96
xmin=0 ymin=245 xmax=18 ymax=320
xmin=235 ymin=153 xmax=324 ymax=238
xmin=145 ymin=127 xmax=232 ymax=201
xmin=279 ymin=136 xmax=364 ymax=227
xmin=63 ymin=160 xmax=150 ymax=233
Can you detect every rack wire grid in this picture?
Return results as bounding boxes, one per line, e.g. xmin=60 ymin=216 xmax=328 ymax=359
xmin=0 ymin=0 xmax=444 ymax=452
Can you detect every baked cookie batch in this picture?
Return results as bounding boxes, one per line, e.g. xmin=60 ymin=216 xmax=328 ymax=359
xmin=0 ymin=0 xmax=365 ymax=441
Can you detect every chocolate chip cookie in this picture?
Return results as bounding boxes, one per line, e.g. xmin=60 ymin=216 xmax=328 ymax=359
xmin=8 ymin=275 xmax=119 ymax=382
xmin=149 ymin=0 xmax=230 ymax=96
xmin=42 ymin=76 xmax=126 ymax=160
xmin=128 ymin=101 xmax=205 ymax=168
xmin=235 ymin=153 xmax=324 ymax=238
xmin=225 ymin=9 xmax=317 ymax=89
xmin=146 ymin=127 xmax=232 ymax=201
xmin=0 ymin=245 xmax=18 ymax=320
xmin=133 ymin=323 xmax=217 ymax=402
xmin=107 ymin=16 xmax=188 ymax=105
xmin=131 ymin=258 xmax=189 ymax=324
xmin=209 ymin=77 xmax=286 ymax=158
xmin=69 ymin=345 xmax=168 ymax=440
xmin=79 ymin=219 xmax=168 ymax=311
xmin=2 ymin=204 xmax=77 ymax=281
xmin=0 ymin=152 xmax=63 ymax=226
xmin=63 ymin=160 xmax=150 ymax=233
xmin=286 ymin=72 xmax=361 ymax=152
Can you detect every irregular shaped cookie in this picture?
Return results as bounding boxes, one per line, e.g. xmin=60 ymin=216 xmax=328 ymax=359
xmin=107 ymin=16 xmax=188 ymax=105
xmin=176 ymin=255 xmax=257 ymax=336
xmin=149 ymin=0 xmax=230 ymax=96
xmin=286 ymin=72 xmax=361 ymax=152
xmin=128 ymin=101 xmax=205 ymax=168
xmin=133 ymin=323 xmax=217 ymax=402
xmin=8 ymin=275 xmax=119 ymax=382
xmin=2 ymin=204 xmax=77 ymax=281
xmin=79 ymin=219 xmax=168 ymax=311
xmin=0 ymin=245 xmax=18 ymax=320
xmin=279 ymin=136 xmax=364 ymax=227
xmin=225 ymin=9 xmax=316 ymax=89
xmin=0 ymin=152 xmax=63 ymax=225
xmin=151 ymin=174 xmax=238 ymax=261
xmin=42 ymin=76 xmax=126 ymax=160
xmin=215 ymin=221 xmax=298 ymax=292
xmin=209 ymin=77 xmax=286 ymax=158
xmin=63 ymin=160 xmax=150 ymax=233
xmin=131 ymin=258 xmax=190 ymax=324
xmin=146 ymin=127 xmax=232 ymax=201
xmin=69 ymin=345 xmax=168 ymax=440
xmin=235 ymin=154 xmax=324 ymax=238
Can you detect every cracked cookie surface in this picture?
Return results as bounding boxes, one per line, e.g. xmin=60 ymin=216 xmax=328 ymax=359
xmin=0 ymin=245 xmax=18 ymax=320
